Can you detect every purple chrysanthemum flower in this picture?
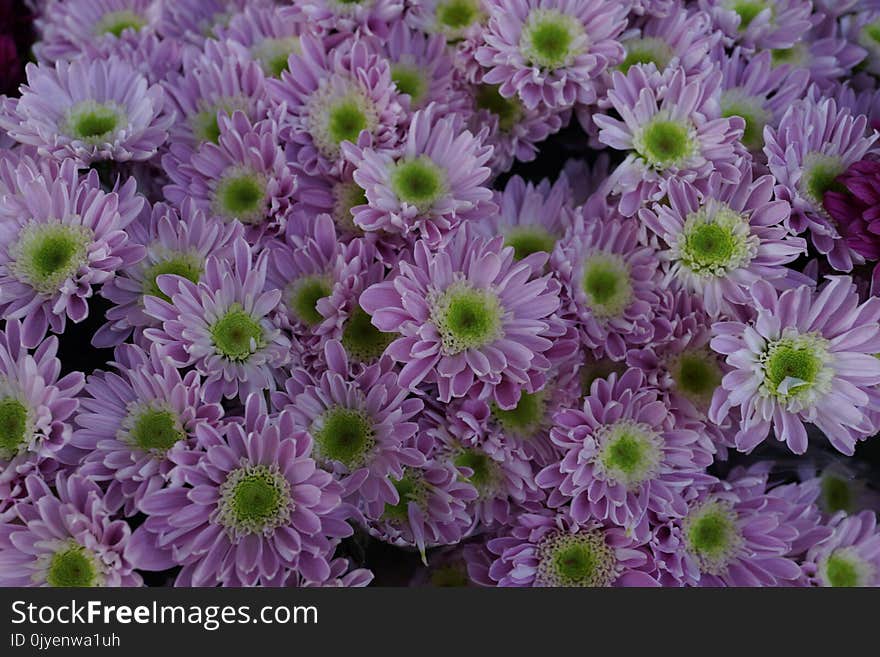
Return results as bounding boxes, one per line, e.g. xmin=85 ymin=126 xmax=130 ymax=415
xmin=164 ymin=110 xmax=296 ymax=241
xmin=267 ymin=34 xmax=404 ymax=177
xmin=822 ymin=159 xmax=880 ymax=261
xmin=346 ymin=104 xmax=494 ymax=245
xmin=638 ymin=163 xmax=806 ymax=317
xmin=649 ymin=468 xmax=807 ymax=586
xmin=405 ymin=0 xmax=489 ymax=42
xmin=699 ymin=0 xmax=813 ymax=50
xmin=94 ymin=200 xmax=243 ymax=348
xmin=0 ymin=319 xmax=83 ymax=510
xmin=0 ymin=58 xmax=171 ymax=165
xmin=0 ymin=474 xmax=141 ymax=586
xmin=474 ymin=0 xmax=627 ymax=110
xmin=274 ymin=341 xmax=424 ymax=515
xmin=127 ymin=404 xmax=351 ymax=586
xmin=72 ymin=342 xmax=224 ymax=516
xmin=537 ymin=369 xmax=714 ymax=538
xmin=485 ymin=509 xmax=660 ymax=586
xmin=803 ymin=510 xmax=880 ymax=587
xmin=765 ymin=96 xmax=878 ymax=272
xmin=361 ymin=225 xmax=562 ymax=408
xmin=155 ymin=0 xmax=269 ymax=45
xmin=143 ymin=239 xmax=290 ymax=402
xmin=710 ymin=277 xmax=880 ymax=455
xmin=768 ymin=29 xmax=866 ymax=93
xmin=285 ymin=0 xmax=404 ymax=38
xmin=0 ymin=157 xmax=144 ymax=347
xmin=217 ymin=6 xmax=307 ymax=79
xmin=798 ymin=462 xmax=880 ymax=518
xmin=595 ymin=66 xmax=745 ymax=216
xmin=553 ymin=213 xmax=663 ymax=359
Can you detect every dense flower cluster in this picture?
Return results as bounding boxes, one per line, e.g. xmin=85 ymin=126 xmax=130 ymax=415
xmin=1 ymin=0 xmax=879 ymax=588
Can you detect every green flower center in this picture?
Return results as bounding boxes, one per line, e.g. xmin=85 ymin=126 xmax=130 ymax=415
xmin=383 ymin=470 xmax=426 ymax=522
xmin=492 ymin=390 xmax=546 ymax=437
xmin=312 ymin=406 xmax=375 ymax=469
xmin=619 ymin=37 xmax=674 ymax=74
xmin=192 ymin=98 xmax=248 ymax=144
xmin=308 ymin=85 xmax=379 ymax=158
xmin=430 ymin=564 xmax=470 ymax=587
xmin=536 ymin=530 xmax=616 ymax=587
xmin=10 ymin=222 xmax=92 ymax=295
xmin=95 ymin=10 xmax=147 ymax=37
xmin=475 ymin=84 xmax=523 ymax=132
xmin=210 ymin=304 xmax=265 ymax=361
xmin=46 ymin=544 xmax=102 ymax=588
xmin=595 ymin=420 xmax=663 ymax=488
xmin=252 ymin=37 xmax=300 ymax=77
xmin=505 ymin=226 xmax=557 ymax=260
xmin=389 ymin=156 xmax=447 ymax=212
xmin=671 ymin=349 xmax=722 ymax=407
xmin=454 ymin=448 xmax=498 ymax=496
xmin=122 ymin=403 xmax=185 ymax=455
xmin=0 ymin=396 xmax=29 ymax=460
xmin=142 ymin=252 xmax=203 ymax=303
xmin=341 ymin=304 xmax=396 ymax=362
xmin=821 ymin=549 xmax=874 ymax=587
xmin=436 ymin=0 xmax=483 ymax=36
xmin=287 ymin=275 xmax=332 ymax=326
xmin=770 ymin=45 xmax=806 ymax=67
xmin=65 ymin=101 xmax=125 ymax=143
xmin=432 ymin=282 xmax=503 ymax=354
xmin=581 ymin=252 xmax=632 ymax=320
xmin=863 ymin=21 xmax=880 ymax=45
xmin=676 ymin=203 xmax=756 ymax=277
xmin=820 ymin=474 xmax=855 ymax=515
xmin=634 ymin=115 xmax=696 ymax=169
xmin=761 ymin=332 xmax=832 ymax=404
xmin=721 ymin=90 xmax=771 ymax=151
xmin=331 ymin=181 xmax=367 ymax=232
xmin=728 ymin=0 xmax=767 ymax=30
xmin=213 ymin=170 xmax=267 ymax=224
xmin=392 ymin=64 xmax=429 ymax=107
xmin=520 ymin=9 xmax=584 ymax=70
xmin=217 ymin=463 xmax=291 ymax=537
xmin=685 ymin=501 xmax=742 ymax=575
xmin=801 ymin=153 xmax=846 ymax=211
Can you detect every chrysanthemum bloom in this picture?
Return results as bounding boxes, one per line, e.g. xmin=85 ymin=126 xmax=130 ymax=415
xmin=486 ymin=509 xmax=660 ymax=586
xmin=267 ymin=34 xmax=404 ymax=177
xmin=127 ymin=407 xmax=351 ymax=586
xmin=710 ymin=277 xmax=880 ymax=455
xmin=34 ymin=0 xmax=159 ymax=63
xmin=164 ymin=111 xmax=296 ymax=241
xmin=553 ymin=214 xmax=663 ymax=359
xmin=0 ymin=474 xmax=141 ymax=587
xmin=285 ymin=0 xmax=404 ymax=37
xmin=218 ymin=6 xmax=306 ymax=78
xmin=650 ymin=470 xmax=807 ymax=586
xmin=405 ymin=0 xmax=489 ymax=42
xmin=361 ymin=226 xmax=562 ymax=407
xmin=474 ymin=0 xmax=627 ymax=110
xmin=822 ymin=159 xmax=880 ymax=261
xmin=798 ymin=462 xmax=880 ymax=518
xmin=276 ymin=341 xmax=424 ymax=514
xmin=346 ymin=104 xmax=495 ymax=245
xmin=537 ymin=369 xmax=714 ymax=538
xmin=94 ymin=201 xmax=243 ymax=348
xmin=72 ymin=343 xmax=224 ymax=516
xmin=155 ymin=0 xmax=269 ymax=45
xmin=143 ymin=239 xmax=290 ymax=402
xmin=765 ymin=479 xmax=832 ymax=562
xmin=291 ymin=169 xmax=371 ymax=238
xmin=803 ymin=511 xmax=880 ymax=587
xmin=717 ymin=46 xmax=809 ymax=152
xmin=0 ymin=320 xmax=84 ymax=510
xmin=765 ymin=97 xmax=878 ymax=272
xmin=767 ymin=30 xmax=866 ymax=94
xmin=0 ymin=158 xmax=145 ymax=347
xmin=0 ymin=58 xmax=171 ymax=165
xmin=699 ymin=0 xmax=813 ymax=50
xmin=595 ymin=66 xmax=745 ymax=216
xmin=639 ymin=165 xmax=806 ymax=317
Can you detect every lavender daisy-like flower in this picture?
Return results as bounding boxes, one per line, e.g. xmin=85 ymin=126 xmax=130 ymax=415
xmin=700 ymin=0 xmax=813 ymax=50
xmin=768 ymin=29 xmax=866 ymax=93
xmin=0 ymin=58 xmax=171 ymax=165
xmin=765 ymin=96 xmax=878 ymax=272
xmin=361 ymin=225 xmax=562 ymax=408
xmin=143 ymin=239 xmax=290 ymax=402
xmin=347 ymin=104 xmax=494 ymax=244
xmin=267 ymin=34 xmax=404 ymax=177
xmin=218 ymin=6 xmax=306 ymax=78
xmin=0 ymin=320 xmax=83 ymax=505
xmin=822 ymin=159 xmax=880 ymax=261
xmin=0 ymin=474 xmax=141 ymax=587
xmin=537 ymin=369 xmax=714 ymax=538
xmin=474 ymin=0 xmax=627 ymax=110
xmin=638 ymin=164 xmax=806 ymax=317
xmin=594 ymin=66 xmax=745 ymax=216
xmin=127 ymin=406 xmax=351 ymax=586
xmin=0 ymin=157 xmax=144 ymax=347
xmin=710 ymin=277 xmax=880 ymax=455
xmin=72 ymin=342 xmax=224 ymax=516
xmin=287 ymin=0 xmax=404 ymax=37
xmin=164 ymin=111 xmax=296 ymax=240
xmin=803 ymin=511 xmax=880 ymax=587
xmin=485 ymin=509 xmax=660 ymax=586
xmin=405 ymin=0 xmax=489 ymax=42
xmin=553 ymin=213 xmax=662 ymax=359
xmin=155 ymin=0 xmax=269 ymax=45
xmin=95 ymin=200 xmax=243 ymax=348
